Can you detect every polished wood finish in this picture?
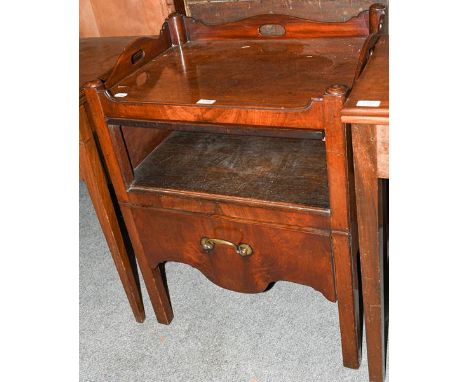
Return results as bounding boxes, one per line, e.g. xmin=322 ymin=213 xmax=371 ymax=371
xmin=184 ymin=12 xmax=370 ymax=40
xmin=323 ymin=85 xmax=361 ymax=368
xmin=172 ymin=0 xmax=187 ymax=15
xmin=80 ymin=103 xmax=145 ymax=323
xmin=124 ymin=192 xmax=331 ymax=232
xmin=84 ymin=6 xmax=386 ymax=372
xmin=342 ymin=35 xmax=388 ymax=382
xmin=168 ymin=13 xmax=189 ymax=45
xmin=351 ymin=124 xmax=387 ymax=382
xmin=107 ymin=37 xmax=367 ymax=108
xmin=80 ymin=36 xmax=137 ymax=88
xmin=120 ymin=204 xmax=174 ymax=324
xmin=103 ymin=30 xmax=172 ymax=90
xmin=80 ymin=36 xmax=148 ymax=322
xmin=130 ymin=206 xmax=336 ymax=300
xmin=342 ymin=36 xmax=389 ymax=125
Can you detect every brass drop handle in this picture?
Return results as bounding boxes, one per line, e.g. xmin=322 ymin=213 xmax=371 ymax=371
xmin=200 ymin=237 xmax=253 ymax=257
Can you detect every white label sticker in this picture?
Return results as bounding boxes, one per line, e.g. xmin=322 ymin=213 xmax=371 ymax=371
xmin=114 ymin=92 xmax=128 ymax=98
xmin=356 ymin=100 xmax=381 ymax=107
xmin=196 ymin=99 xmax=216 ymax=105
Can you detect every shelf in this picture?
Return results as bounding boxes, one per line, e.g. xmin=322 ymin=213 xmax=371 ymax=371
xmin=131 ymin=131 xmax=329 ymax=209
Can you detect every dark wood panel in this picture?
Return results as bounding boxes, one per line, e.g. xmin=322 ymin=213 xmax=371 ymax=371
xmin=102 ymin=96 xmax=325 ymax=130
xmin=122 ymin=193 xmax=331 ymax=231
xmin=130 ymin=205 xmax=336 ymax=301
xmin=185 ymin=12 xmax=369 ymax=40
xmin=131 ymin=131 xmax=329 ymax=208
xmin=111 ymin=119 xmax=324 ymax=140
xmin=121 ymin=126 xmax=172 ymax=169
xmin=186 ymin=0 xmax=387 ymax=24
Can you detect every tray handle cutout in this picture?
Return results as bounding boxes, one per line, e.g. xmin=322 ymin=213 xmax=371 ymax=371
xmin=131 ymin=49 xmax=145 ymax=65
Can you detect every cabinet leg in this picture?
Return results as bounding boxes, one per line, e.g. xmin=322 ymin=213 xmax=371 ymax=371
xmin=352 ymin=124 xmax=386 ymax=382
xmin=120 ymin=205 xmax=174 ymax=325
xmin=150 ymin=263 xmax=174 ymax=325
xmin=79 ymin=112 xmax=145 ymax=323
xmin=333 ymin=233 xmax=361 ymax=369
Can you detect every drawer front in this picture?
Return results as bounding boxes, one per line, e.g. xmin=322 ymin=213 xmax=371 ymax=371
xmin=129 ymin=206 xmax=336 ymax=302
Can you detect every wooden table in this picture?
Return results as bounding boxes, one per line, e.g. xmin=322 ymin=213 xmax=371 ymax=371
xmin=80 ymin=36 xmax=145 ymax=322
xmin=342 ymin=35 xmax=389 ymax=382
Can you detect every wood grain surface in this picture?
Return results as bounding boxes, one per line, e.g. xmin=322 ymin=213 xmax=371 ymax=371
xmin=131 ymin=131 xmax=329 ymax=208
xmin=341 ymin=36 xmax=388 ymax=124
xmin=80 ymin=36 xmax=156 ymax=322
xmin=184 ymin=12 xmax=369 ymax=40
xmin=344 ymin=29 xmax=389 ymax=382
xmin=130 ymin=205 xmax=337 ymax=301
xmin=80 ymin=36 xmax=139 ymax=88
xmin=79 ymin=102 xmax=146 ymax=323
xmin=108 ymin=36 xmax=367 ymax=108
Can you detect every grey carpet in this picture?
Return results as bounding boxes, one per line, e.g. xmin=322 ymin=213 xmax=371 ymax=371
xmin=80 ymin=181 xmax=387 ymax=382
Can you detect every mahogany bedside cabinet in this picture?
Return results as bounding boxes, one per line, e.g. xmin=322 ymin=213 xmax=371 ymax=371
xmin=80 ymin=36 xmax=146 ymax=322
xmin=342 ymin=35 xmax=389 ymax=382
xmin=84 ymin=3 xmax=387 ymax=371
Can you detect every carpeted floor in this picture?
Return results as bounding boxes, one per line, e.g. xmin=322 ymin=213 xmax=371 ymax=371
xmin=80 ymin=182 xmax=387 ymax=382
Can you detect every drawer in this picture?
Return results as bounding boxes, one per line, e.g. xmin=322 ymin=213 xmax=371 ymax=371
xmin=129 ymin=205 xmax=336 ymax=302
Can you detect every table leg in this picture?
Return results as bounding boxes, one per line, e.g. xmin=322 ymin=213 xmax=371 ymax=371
xmin=80 ymin=104 xmax=145 ymax=323
xmin=351 ymin=124 xmax=386 ymax=382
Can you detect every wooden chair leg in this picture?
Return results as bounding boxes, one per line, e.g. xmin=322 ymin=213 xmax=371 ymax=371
xmin=333 ymin=233 xmax=361 ymax=369
xmin=80 ymin=107 xmax=145 ymax=323
xmin=120 ymin=205 xmax=174 ymax=325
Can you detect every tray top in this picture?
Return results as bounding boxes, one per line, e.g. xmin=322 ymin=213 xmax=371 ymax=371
xmin=80 ymin=36 xmax=139 ymax=89
xmin=341 ymin=36 xmax=388 ymax=124
xmin=109 ymin=37 xmax=366 ymax=109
